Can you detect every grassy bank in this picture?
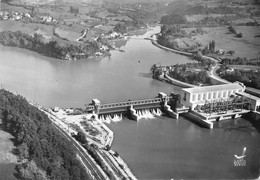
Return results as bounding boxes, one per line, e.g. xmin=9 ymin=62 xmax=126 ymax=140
xmin=0 ymin=120 xmax=18 ymax=180
xmin=0 ymin=163 xmax=18 ymax=180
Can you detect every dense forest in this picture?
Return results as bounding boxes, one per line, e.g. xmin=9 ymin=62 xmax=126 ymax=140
xmin=157 ymin=25 xmax=208 ymax=53
xmin=157 ymin=25 xmax=188 ymax=51
xmin=114 ymin=20 xmax=145 ymax=34
xmin=220 ymin=57 xmax=260 ymax=66
xmin=218 ymin=67 xmax=260 ymax=90
xmin=218 ymin=57 xmax=260 ymax=90
xmin=0 ymin=31 xmax=99 ymax=60
xmin=151 ymin=60 xmax=213 ymax=86
xmin=0 ymin=89 xmax=89 ymax=180
xmin=168 ymin=63 xmax=211 ymax=85
xmin=160 ymin=14 xmax=187 ymax=25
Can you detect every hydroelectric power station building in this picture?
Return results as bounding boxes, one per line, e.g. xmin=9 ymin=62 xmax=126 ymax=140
xmin=181 ymin=82 xmax=246 ymax=110
xmin=86 ymin=82 xmax=260 ymax=129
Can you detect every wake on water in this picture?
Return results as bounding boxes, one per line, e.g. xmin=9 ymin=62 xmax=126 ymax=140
xmin=98 ymin=108 xmax=162 ymax=124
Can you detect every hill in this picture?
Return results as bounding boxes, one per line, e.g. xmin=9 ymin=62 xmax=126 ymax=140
xmin=0 ymin=89 xmax=89 ymax=180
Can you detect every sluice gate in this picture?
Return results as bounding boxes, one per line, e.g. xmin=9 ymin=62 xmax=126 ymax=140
xmin=85 ymin=92 xmax=179 ymax=119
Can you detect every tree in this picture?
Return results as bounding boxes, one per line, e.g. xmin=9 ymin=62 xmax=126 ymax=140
xmin=18 ymin=160 xmax=48 ymax=180
xmin=202 ymin=45 xmax=209 ymax=55
xmin=76 ymin=130 xmax=88 ymax=145
xmin=228 ymin=26 xmax=236 ymax=34
xmin=211 ymin=40 xmax=215 ymax=53
xmin=17 ymin=142 xmax=29 ymax=161
xmin=114 ymin=23 xmax=127 ymax=34
xmin=0 ymin=89 xmax=89 ymax=180
xmin=160 ymin=14 xmax=187 ymax=25
xmin=236 ymin=33 xmax=243 ymax=38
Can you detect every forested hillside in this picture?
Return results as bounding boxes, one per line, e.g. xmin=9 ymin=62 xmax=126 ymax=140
xmin=0 ymin=89 xmax=89 ymax=180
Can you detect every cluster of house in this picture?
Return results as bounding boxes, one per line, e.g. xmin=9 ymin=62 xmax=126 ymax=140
xmin=39 ymin=15 xmax=57 ymax=24
xmin=0 ymin=11 xmax=26 ymax=21
xmin=216 ymin=49 xmax=235 ymax=55
xmin=95 ymin=45 xmax=109 ymax=56
xmin=106 ymin=31 xmax=122 ymax=39
xmin=0 ymin=10 xmax=57 ymax=24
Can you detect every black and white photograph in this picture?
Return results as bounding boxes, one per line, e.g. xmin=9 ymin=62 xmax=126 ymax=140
xmin=0 ymin=0 xmax=260 ymax=179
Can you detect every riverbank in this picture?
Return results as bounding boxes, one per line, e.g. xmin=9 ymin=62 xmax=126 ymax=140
xmin=1 ymin=25 xmax=260 ymax=179
xmin=38 ymin=105 xmax=136 ymax=180
xmin=150 ymin=36 xmax=231 ymax=87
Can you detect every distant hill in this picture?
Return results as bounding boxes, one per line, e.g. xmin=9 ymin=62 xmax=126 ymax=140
xmin=2 ymin=0 xmax=184 ymax=5
xmin=1 ymin=0 xmax=102 ymax=5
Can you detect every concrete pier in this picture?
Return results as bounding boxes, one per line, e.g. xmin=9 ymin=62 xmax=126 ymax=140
xmin=186 ymin=111 xmax=214 ymax=129
xmin=129 ymin=105 xmax=140 ymax=121
xmin=158 ymin=92 xmax=179 ymax=119
xmin=163 ymin=103 xmax=179 ymax=119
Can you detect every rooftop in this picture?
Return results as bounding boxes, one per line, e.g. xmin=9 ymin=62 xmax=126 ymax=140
xmin=246 ymin=87 xmax=260 ymax=96
xmin=182 ymin=83 xmax=245 ymax=94
xmin=236 ymin=92 xmax=260 ymax=101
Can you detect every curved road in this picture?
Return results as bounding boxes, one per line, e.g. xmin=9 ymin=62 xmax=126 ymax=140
xmin=150 ymin=37 xmax=232 ymax=86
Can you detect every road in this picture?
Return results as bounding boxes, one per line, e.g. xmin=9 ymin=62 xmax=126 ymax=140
xmin=96 ymin=149 xmax=124 ymax=179
xmin=149 ymin=35 xmax=233 ymax=86
xmin=209 ymin=64 xmax=231 ymax=84
xmin=40 ymin=108 xmax=108 ymax=180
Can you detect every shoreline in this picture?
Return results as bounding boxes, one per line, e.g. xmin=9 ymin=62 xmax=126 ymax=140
xmin=39 ymin=105 xmax=137 ymax=180
xmin=149 ymin=35 xmax=231 ymax=87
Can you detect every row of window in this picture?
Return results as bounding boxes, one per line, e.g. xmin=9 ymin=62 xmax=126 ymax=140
xmin=100 ymin=99 xmax=162 ymax=108
xmin=191 ymin=89 xmax=243 ymax=102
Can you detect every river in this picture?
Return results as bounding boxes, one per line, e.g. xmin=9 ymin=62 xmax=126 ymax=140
xmin=0 ymin=26 xmax=259 ymax=179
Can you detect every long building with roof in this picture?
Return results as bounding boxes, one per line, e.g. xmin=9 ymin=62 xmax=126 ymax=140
xmin=180 ymin=82 xmax=246 ymax=110
xmin=178 ymin=82 xmax=260 ymax=129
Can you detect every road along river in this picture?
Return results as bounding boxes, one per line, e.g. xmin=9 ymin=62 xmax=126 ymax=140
xmin=0 ymin=26 xmax=259 ymax=179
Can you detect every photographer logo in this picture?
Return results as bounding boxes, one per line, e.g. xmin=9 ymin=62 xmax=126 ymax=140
xmin=234 ymin=147 xmax=246 ymax=167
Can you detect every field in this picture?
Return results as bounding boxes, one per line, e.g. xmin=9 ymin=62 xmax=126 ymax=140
xmin=0 ymin=2 xmax=30 ymax=13
xmin=185 ymin=14 xmax=236 ymax=22
xmin=229 ymin=65 xmax=260 ymax=71
xmin=54 ymin=27 xmax=82 ymax=42
xmin=0 ymin=126 xmax=18 ymax=164
xmin=0 ymin=163 xmax=18 ymax=180
xmin=176 ymin=26 xmax=260 ymax=58
xmin=0 ymin=120 xmax=18 ymax=180
xmin=0 ymin=21 xmax=53 ymax=42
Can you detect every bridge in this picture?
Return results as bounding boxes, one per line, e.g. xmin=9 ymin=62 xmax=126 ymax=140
xmin=85 ymin=92 xmax=180 ymax=120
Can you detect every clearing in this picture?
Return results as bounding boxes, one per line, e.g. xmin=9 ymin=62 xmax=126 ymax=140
xmin=175 ymin=26 xmax=260 ymax=58
xmin=0 ymin=119 xmax=18 ymax=180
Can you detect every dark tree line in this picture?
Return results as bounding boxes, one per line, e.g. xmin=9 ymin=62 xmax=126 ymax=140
xmin=219 ymin=68 xmax=260 ymax=90
xmin=0 ymin=31 xmax=99 ymax=60
xmin=160 ymin=14 xmax=187 ymax=25
xmin=114 ymin=20 xmax=145 ymax=34
xmin=202 ymin=40 xmax=215 ymax=55
xmin=83 ymin=145 xmax=116 ymax=180
xmin=228 ymin=26 xmax=243 ymax=38
xmin=157 ymin=25 xmax=188 ymax=51
xmin=218 ymin=57 xmax=260 ymax=90
xmin=0 ymin=89 xmax=90 ymax=180
xmin=70 ymin=6 xmax=79 ymax=14
xmin=151 ymin=61 xmax=213 ymax=85
xmin=220 ymin=57 xmax=260 ymax=66
xmin=168 ymin=64 xmax=211 ymax=85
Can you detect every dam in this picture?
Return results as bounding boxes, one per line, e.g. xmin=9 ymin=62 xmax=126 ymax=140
xmin=85 ymin=92 xmax=182 ymax=120
xmin=85 ymin=83 xmax=260 ymax=129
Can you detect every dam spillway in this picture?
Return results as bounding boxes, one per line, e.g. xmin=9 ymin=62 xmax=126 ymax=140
xmin=85 ymin=92 xmax=179 ymax=120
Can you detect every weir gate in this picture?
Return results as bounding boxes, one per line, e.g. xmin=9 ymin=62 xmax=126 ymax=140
xmin=83 ymin=89 xmax=257 ymax=129
xmin=85 ymin=92 xmax=184 ymax=120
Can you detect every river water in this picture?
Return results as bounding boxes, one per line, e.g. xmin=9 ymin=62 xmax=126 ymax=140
xmin=0 ymin=27 xmax=259 ymax=179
